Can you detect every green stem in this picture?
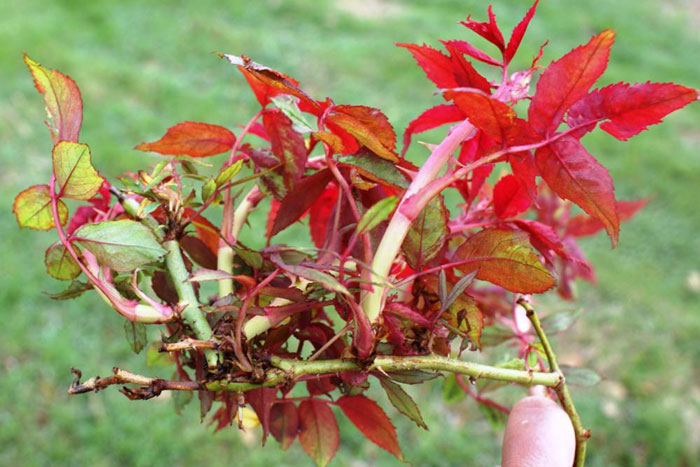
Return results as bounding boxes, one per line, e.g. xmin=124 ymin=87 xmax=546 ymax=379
xmin=164 ymin=240 xmax=219 ymax=368
xmin=519 ymin=299 xmax=590 ymax=467
xmin=70 ymin=354 xmax=562 ymax=395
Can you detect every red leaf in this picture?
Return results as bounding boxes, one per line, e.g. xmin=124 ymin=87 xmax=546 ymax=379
xmin=298 ymin=400 xmax=339 ymax=467
xmin=336 ymin=395 xmax=403 ymax=459
xmin=442 ymin=43 xmax=492 ymax=94
xmin=455 ymin=228 xmax=555 ymax=293
xmin=568 ymin=82 xmax=698 ymax=140
xmin=453 ymin=92 xmax=535 ymax=146
xmin=529 ymin=30 xmax=615 ymax=135
xmin=270 ymin=403 xmax=299 ymax=451
xmin=504 ymin=0 xmax=539 ymax=63
xmin=270 ymin=169 xmax=333 ymax=238
xmin=513 ymin=218 xmax=570 ymax=262
xmin=535 ymin=136 xmax=619 ymax=245
xmin=308 ymin=183 xmax=339 ymax=249
xmin=220 ymin=53 xmax=319 ymax=112
xmin=183 ymin=208 xmax=220 ymax=256
xmin=397 ymin=43 xmax=458 ymax=90
xmin=401 ymin=104 xmax=465 ymax=158
xmin=263 ymin=108 xmax=309 ymax=191
xmin=135 ymin=122 xmax=236 ymax=157
xmin=441 ymin=39 xmax=502 ymax=67
xmin=460 ymin=5 xmax=505 ymax=52
xmin=24 ymin=54 xmax=83 ymax=144
xmin=326 ymin=105 xmax=398 ymax=162
xmin=246 ymin=387 xmax=277 ymax=443
xmin=566 ymin=198 xmax=649 ymax=237
xmin=493 ymin=174 xmax=531 ymax=218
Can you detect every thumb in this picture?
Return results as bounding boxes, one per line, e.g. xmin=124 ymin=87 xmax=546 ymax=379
xmin=501 ymin=395 xmax=576 ymax=467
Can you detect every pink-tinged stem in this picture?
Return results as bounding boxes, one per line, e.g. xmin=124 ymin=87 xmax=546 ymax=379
xmin=361 ymin=119 xmax=476 ymax=322
xmin=49 ymin=175 xmax=172 ymax=323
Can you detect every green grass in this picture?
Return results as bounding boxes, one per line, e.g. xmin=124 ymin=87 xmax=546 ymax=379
xmin=1 ymin=0 xmax=699 ymax=465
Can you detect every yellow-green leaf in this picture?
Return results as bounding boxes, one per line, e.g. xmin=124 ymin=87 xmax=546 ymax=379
xmin=13 ymin=184 xmax=68 ymax=230
xmin=45 ymin=242 xmax=81 ymax=280
xmin=24 ymin=54 xmax=83 ymax=144
xmin=75 ymin=219 xmax=166 ymax=272
xmin=53 ymin=141 xmax=104 ymax=200
xmin=356 ymin=196 xmax=398 ymax=235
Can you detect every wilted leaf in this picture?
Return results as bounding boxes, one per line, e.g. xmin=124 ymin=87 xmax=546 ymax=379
xmin=271 ymin=95 xmax=314 ymax=133
xmin=455 ymin=228 xmax=555 ymax=293
xmin=123 ymin=320 xmax=147 ymax=354
xmin=13 ymin=184 xmax=68 ymax=231
xmin=445 ymin=293 xmax=484 ymax=349
xmin=336 ymin=395 xmax=402 ymax=459
xmin=246 ymin=387 xmax=276 ymax=442
xmin=173 ymin=390 xmax=193 ymax=415
xmin=135 ymin=121 xmax=236 ymax=157
xmin=24 ymin=54 xmax=82 ymax=143
xmin=403 ymin=195 xmax=449 ymax=269
xmin=270 ymin=403 xmax=299 ymax=450
xmin=298 ymin=400 xmax=339 ymax=467
xmin=379 ymin=378 xmax=428 ymax=430
xmin=540 ymin=309 xmax=583 ymax=333
xmin=529 ymin=30 xmax=615 ymax=135
xmin=52 ymin=141 xmax=104 ymax=200
xmin=46 ymin=280 xmax=91 ymax=300
xmin=45 ymin=242 xmax=81 ymax=280
xmin=74 ymin=220 xmax=166 ymax=272
xmin=536 ymin=136 xmax=619 ymax=245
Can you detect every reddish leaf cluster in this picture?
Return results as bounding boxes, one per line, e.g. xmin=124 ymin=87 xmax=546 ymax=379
xmin=14 ymin=2 xmax=696 ymax=465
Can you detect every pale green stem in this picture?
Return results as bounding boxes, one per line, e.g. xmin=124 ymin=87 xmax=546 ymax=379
xmin=218 ymin=185 xmax=262 ymax=298
xmin=361 ymin=120 xmax=476 ymax=322
xmin=520 ymin=300 xmax=590 ymax=467
xmin=69 ymin=354 xmax=561 ymax=395
xmin=164 ymin=240 xmax=219 ymax=368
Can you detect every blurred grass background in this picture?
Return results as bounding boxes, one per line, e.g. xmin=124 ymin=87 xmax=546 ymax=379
xmin=1 ymin=0 xmax=699 ymax=465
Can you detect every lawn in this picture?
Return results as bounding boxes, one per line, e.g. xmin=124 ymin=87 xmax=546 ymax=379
xmin=1 ymin=0 xmax=698 ymax=465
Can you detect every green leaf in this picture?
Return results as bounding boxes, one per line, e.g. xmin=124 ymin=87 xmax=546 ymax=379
xmin=442 ymin=373 xmax=466 ymax=403
xmin=561 ymin=365 xmax=602 ymax=386
xmin=379 ymin=378 xmax=428 ymax=430
xmin=356 ymin=196 xmax=397 ymax=235
xmin=124 ymin=320 xmax=147 ymax=354
xmin=13 ymin=184 xmax=68 ymax=231
xmin=338 ymin=152 xmax=408 ymax=189
xmin=46 ymin=280 xmax=91 ymax=300
xmin=271 ymin=95 xmax=314 ymax=133
xmin=52 ymin=141 xmax=104 ymax=200
xmin=45 ymin=242 xmax=81 ymax=280
xmin=233 ymin=245 xmax=263 ymax=269
xmin=201 ymin=178 xmax=217 ymax=203
xmin=402 ymin=195 xmax=449 ymax=269
xmin=215 ymin=159 xmax=244 ymax=187
xmin=74 ymin=219 xmax=166 ymax=272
